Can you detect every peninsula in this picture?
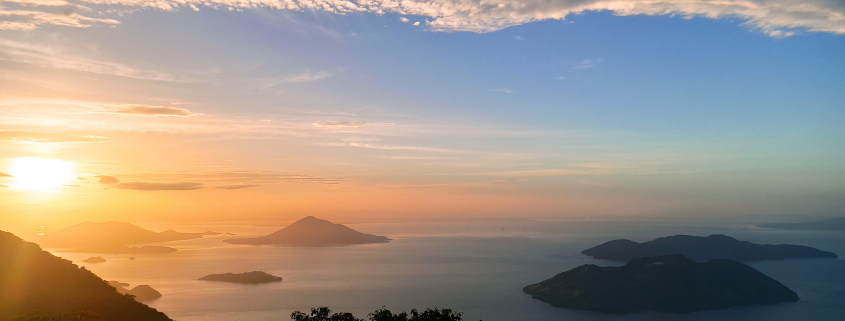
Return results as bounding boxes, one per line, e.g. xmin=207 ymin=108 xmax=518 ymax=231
xmin=582 ymin=234 xmax=837 ymax=261
xmin=523 ymin=255 xmax=799 ymax=314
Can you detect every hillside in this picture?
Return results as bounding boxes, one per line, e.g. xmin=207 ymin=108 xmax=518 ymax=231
xmin=0 ymin=230 xmax=172 ymax=321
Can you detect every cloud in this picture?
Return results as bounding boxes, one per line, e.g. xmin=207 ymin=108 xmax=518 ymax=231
xmin=216 ymin=184 xmax=261 ymax=190
xmin=0 ymin=4 xmax=119 ymax=31
xmin=329 ymin=142 xmax=459 ymax=153
xmin=6 ymin=0 xmax=845 ymax=37
xmin=574 ymin=59 xmax=602 ymax=69
xmin=0 ymin=130 xmax=109 ymax=143
xmin=514 ymin=36 xmax=525 ymax=40
xmin=498 ymin=169 xmax=603 ymax=176
xmin=0 ymin=38 xmax=186 ymax=81
xmin=314 ymin=121 xmax=394 ymax=128
xmin=413 ymin=21 xmax=421 ymax=26
xmin=95 ymin=175 xmax=120 ymax=184
xmin=490 ymin=89 xmax=514 ymax=94
xmin=400 ymin=17 xmax=410 ymax=23
xmin=0 ymin=172 xmax=11 ymax=178
xmin=98 ymin=105 xmax=199 ymax=117
xmin=115 ymin=182 xmax=204 ymax=191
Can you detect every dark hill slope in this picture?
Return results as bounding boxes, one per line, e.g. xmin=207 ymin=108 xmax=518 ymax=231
xmin=225 ymin=216 xmax=389 ymax=246
xmin=582 ymin=234 xmax=837 ymax=261
xmin=524 ymin=255 xmax=799 ymax=314
xmin=0 ymin=230 xmax=172 ymax=321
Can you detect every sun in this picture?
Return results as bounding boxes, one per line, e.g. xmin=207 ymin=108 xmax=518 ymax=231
xmin=10 ymin=158 xmax=75 ymax=191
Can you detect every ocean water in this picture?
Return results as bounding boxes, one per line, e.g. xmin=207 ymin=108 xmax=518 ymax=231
xmin=51 ymin=218 xmax=845 ymax=321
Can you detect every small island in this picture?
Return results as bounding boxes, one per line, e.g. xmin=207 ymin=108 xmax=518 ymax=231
xmin=758 ymin=217 xmax=845 ymax=231
xmin=108 ymin=281 xmax=163 ymax=302
xmin=82 ymin=256 xmax=106 ymax=263
xmin=523 ymin=255 xmax=799 ymax=314
xmin=225 ymin=216 xmax=390 ymax=246
xmin=199 ymin=271 xmax=283 ymax=284
xmin=582 ymin=234 xmax=837 ymax=261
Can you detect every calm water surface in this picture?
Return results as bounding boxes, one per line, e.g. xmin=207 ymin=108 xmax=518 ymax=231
xmin=52 ymin=218 xmax=845 ymax=321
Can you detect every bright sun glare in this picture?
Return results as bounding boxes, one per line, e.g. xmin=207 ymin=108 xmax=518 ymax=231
xmin=10 ymin=157 xmax=75 ymax=191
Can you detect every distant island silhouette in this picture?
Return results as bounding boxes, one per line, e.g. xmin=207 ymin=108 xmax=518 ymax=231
xmin=108 ymin=281 xmax=162 ymax=302
xmin=37 ymin=221 xmax=203 ymax=254
xmin=199 ymin=271 xmax=283 ymax=284
xmin=582 ymin=234 xmax=837 ymax=261
xmin=225 ymin=216 xmax=390 ymax=246
xmin=523 ymin=255 xmax=799 ymax=314
xmin=0 ymin=230 xmax=172 ymax=321
xmin=758 ymin=217 xmax=845 ymax=231
xmin=82 ymin=256 xmax=106 ymax=263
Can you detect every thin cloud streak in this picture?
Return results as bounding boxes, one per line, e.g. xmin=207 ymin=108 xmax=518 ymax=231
xmin=115 ymin=182 xmax=204 ymax=191
xmin=216 ymin=184 xmax=261 ymax=189
xmin=0 ymin=130 xmax=109 ymax=143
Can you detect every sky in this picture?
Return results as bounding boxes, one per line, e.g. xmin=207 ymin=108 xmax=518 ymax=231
xmin=0 ymin=0 xmax=844 ymax=229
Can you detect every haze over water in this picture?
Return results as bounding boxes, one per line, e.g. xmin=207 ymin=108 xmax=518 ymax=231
xmin=50 ymin=218 xmax=844 ymax=321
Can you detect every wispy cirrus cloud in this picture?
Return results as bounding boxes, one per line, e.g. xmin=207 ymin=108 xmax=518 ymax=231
xmin=4 ymin=0 xmax=845 ymax=37
xmin=0 ymin=38 xmax=189 ymax=81
xmin=574 ymin=59 xmax=602 ymax=69
xmin=0 ymin=130 xmax=109 ymax=143
xmin=0 ymin=172 xmax=11 ymax=178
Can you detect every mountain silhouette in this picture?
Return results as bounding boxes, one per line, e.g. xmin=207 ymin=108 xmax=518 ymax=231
xmin=225 ymin=216 xmax=390 ymax=246
xmin=582 ymin=234 xmax=837 ymax=261
xmin=0 ymin=230 xmax=172 ymax=321
xmin=37 ymin=221 xmax=203 ymax=253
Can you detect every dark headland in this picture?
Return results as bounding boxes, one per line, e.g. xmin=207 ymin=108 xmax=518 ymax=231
xmin=758 ymin=217 xmax=845 ymax=231
xmin=582 ymin=234 xmax=837 ymax=261
xmin=225 ymin=216 xmax=390 ymax=246
xmin=199 ymin=271 xmax=283 ymax=284
xmin=523 ymin=255 xmax=799 ymax=314
xmin=0 ymin=230 xmax=172 ymax=321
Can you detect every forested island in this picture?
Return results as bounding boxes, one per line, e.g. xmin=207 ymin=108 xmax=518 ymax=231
xmin=524 ymin=255 xmax=799 ymax=314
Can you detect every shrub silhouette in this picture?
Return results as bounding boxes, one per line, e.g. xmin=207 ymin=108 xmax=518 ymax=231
xmin=291 ymin=306 xmax=463 ymax=321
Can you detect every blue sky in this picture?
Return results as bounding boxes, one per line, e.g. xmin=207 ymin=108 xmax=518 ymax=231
xmin=0 ymin=1 xmax=844 ymax=225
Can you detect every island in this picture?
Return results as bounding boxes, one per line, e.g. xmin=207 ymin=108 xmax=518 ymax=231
xmin=758 ymin=217 xmax=845 ymax=231
xmin=0 ymin=230 xmax=172 ymax=321
xmin=108 ymin=282 xmax=163 ymax=302
xmin=523 ymin=255 xmax=799 ymax=314
xmin=82 ymin=256 xmax=106 ymax=263
xmin=225 ymin=216 xmax=390 ymax=246
xmin=582 ymin=234 xmax=837 ymax=261
xmin=199 ymin=271 xmax=283 ymax=284
xmin=36 ymin=221 xmax=203 ymax=254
